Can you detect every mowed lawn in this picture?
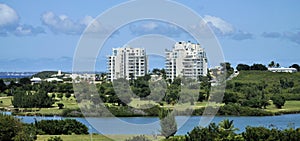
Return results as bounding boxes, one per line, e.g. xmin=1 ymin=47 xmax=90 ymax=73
xmin=266 ymin=101 xmax=300 ymax=113
xmin=37 ymin=134 xmax=164 ymax=141
xmin=24 ymin=97 xmax=79 ymax=116
xmin=0 ymin=96 xmax=12 ymax=107
xmin=1 ymin=95 xmax=80 ymax=116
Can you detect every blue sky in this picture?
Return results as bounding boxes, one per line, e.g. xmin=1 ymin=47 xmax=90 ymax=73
xmin=1 ymin=0 xmax=300 ymax=72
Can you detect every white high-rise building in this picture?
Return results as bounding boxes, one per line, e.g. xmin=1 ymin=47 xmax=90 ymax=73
xmin=107 ymin=47 xmax=148 ymax=81
xmin=165 ymin=41 xmax=208 ymax=81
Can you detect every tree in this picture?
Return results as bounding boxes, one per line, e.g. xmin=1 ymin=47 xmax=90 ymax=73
xmin=159 ymin=109 xmax=177 ymax=139
xmin=222 ymin=92 xmax=238 ymax=104
xmin=250 ymin=64 xmax=268 ymax=71
xmin=236 ymin=64 xmax=250 ymax=71
xmin=57 ymin=93 xmax=64 ymax=99
xmin=0 ymin=79 xmax=6 ymax=92
xmin=271 ymin=95 xmax=286 ymax=109
xmin=125 ymin=135 xmax=151 ymax=141
xmin=47 ymin=136 xmax=63 ymax=141
xmin=57 ymin=103 xmax=64 ymax=109
xmin=0 ymin=114 xmax=35 ymax=141
xmin=19 ymin=78 xmax=31 ymax=85
xmin=219 ymin=119 xmax=238 ymax=139
xmin=221 ymin=62 xmax=234 ymax=78
xmin=268 ymin=61 xmax=275 ymax=68
xmin=289 ymin=64 xmax=300 ymax=71
xmin=219 ymin=119 xmax=237 ymax=132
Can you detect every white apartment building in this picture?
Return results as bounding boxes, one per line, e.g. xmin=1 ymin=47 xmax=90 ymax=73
xmin=107 ymin=47 xmax=148 ymax=81
xmin=165 ymin=41 xmax=208 ymax=81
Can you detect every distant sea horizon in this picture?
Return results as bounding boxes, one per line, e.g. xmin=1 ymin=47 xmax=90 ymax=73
xmin=0 ymin=72 xmax=37 ymax=79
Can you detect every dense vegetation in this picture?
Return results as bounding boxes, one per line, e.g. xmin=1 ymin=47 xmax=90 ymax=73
xmin=225 ymin=71 xmax=300 ymax=107
xmin=1 ymin=62 xmax=300 ymax=118
xmin=0 ymin=114 xmax=36 ymax=141
xmin=35 ymin=119 xmax=88 ymax=135
xmin=0 ymin=114 xmax=88 ymax=141
xmin=163 ymin=119 xmax=300 ymax=141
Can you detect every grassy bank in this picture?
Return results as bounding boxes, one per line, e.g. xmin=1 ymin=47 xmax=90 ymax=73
xmin=36 ymin=134 xmax=163 ymax=141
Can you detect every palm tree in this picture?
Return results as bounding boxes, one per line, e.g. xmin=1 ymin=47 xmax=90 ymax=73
xmin=219 ymin=119 xmax=238 ymax=132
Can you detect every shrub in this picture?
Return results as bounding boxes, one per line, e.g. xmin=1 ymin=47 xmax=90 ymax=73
xmin=35 ymin=119 xmax=88 ymax=135
xmin=47 ymin=136 xmax=63 ymax=141
xmin=125 ymin=135 xmax=151 ymax=141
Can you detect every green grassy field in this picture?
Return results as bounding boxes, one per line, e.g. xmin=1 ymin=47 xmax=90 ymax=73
xmin=266 ymin=101 xmax=300 ymax=113
xmin=36 ymin=134 xmax=164 ymax=141
xmin=0 ymin=96 xmax=12 ymax=107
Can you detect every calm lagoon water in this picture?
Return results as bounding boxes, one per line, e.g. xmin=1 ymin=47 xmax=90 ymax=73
xmin=13 ymin=114 xmax=300 ymax=135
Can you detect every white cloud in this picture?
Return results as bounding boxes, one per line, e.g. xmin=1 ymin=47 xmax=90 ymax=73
xmin=261 ymin=31 xmax=300 ymax=45
xmin=201 ymin=15 xmax=253 ymax=40
xmin=14 ymin=24 xmax=45 ymax=36
xmin=0 ymin=3 xmax=19 ymax=27
xmin=129 ymin=21 xmax=183 ymax=37
xmin=0 ymin=3 xmax=44 ymax=37
xmin=41 ymin=12 xmax=113 ymax=35
xmin=203 ymin=15 xmax=234 ymax=35
xmin=41 ymin=12 xmax=83 ymax=35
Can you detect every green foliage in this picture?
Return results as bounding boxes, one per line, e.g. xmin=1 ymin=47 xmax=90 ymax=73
xmin=236 ymin=64 xmax=250 ymax=71
xmin=131 ymin=76 xmax=151 ymax=98
xmin=32 ymin=71 xmax=68 ymax=79
xmin=0 ymin=114 xmax=36 ymax=141
xmin=218 ymin=103 xmax=273 ymax=116
xmin=0 ymin=114 xmax=22 ymax=141
xmin=35 ymin=119 xmax=88 ymax=135
xmin=290 ymin=64 xmax=300 ymax=71
xmin=250 ymin=63 xmax=268 ymax=70
xmin=12 ymin=88 xmax=54 ymax=108
xmin=57 ymin=103 xmax=64 ymax=109
xmin=241 ymin=126 xmax=300 ymax=141
xmin=125 ymin=135 xmax=151 ymax=141
xmin=57 ymin=93 xmax=64 ymax=99
xmin=159 ymin=109 xmax=177 ymax=139
xmin=0 ymin=79 xmax=7 ymax=92
xmin=61 ymin=108 xmax=83 ymax=117
xmin=184 ymin=120 xmax=300 ymax=141
xmin=47 ymin=136 xmax=63 ymax=141
xmin=222 ymin=92 xmax=238 ymax=104
xmin=19 ymin=78 xmax=31 ymax=85
xmin=271 ymin=95 xmax=286 ymax=109
xmin=221 ymin=62 xmax=234 ymax=78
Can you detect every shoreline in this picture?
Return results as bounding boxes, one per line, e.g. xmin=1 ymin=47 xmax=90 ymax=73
xmin=7 ymin=109 xmax=300 ymax=118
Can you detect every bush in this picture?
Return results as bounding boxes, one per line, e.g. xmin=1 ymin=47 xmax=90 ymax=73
xmin=125 ymin=135 xmax=151 ymax=141
xmin=57 ymin=103 xmax=64 ymax=109
xmin=0 ymin=114 xmax=36 ymax=141
xmin=271 ymin=95 xmax=286 ymax=109
xmin=47 ymin=136 xmax=63 ymax=141
xmin=35 ymin=119 xmax=88 ymax=135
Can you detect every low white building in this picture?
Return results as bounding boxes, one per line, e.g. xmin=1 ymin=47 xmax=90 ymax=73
xmin=30 ymin=77 xmax=42 ymax=84
xmin=268 ymin=67 xmax=297 ymax=73
xmin=45 ymin=78 xmax=63 ymax=82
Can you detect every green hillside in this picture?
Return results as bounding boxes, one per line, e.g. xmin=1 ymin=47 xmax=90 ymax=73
xmin=227 ymin=71 xmax=300 ymax=98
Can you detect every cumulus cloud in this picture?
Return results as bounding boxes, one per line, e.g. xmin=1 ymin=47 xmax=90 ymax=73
xmin=129 ymin=21 xmax=184 ymax=37
xmin=203 ymin=15 xmax=234 ymax=35
xmin=0 ymin=3 xmax=44 ymax=36
xmin=202 ymin=15 xmax=253 ymax=40
xmin=14 ymin=24 xmax=45 ymax=36
xmin=0 ymin=4 xmax=19 ymax=27
xmin=262 ymin=32 xmax=282 ymax=38
xmin=262 ymin=31 xmax=300 ymax=45
xmin=41 ymin=12 xmax=113 ymax=35
xmin=282 ymin=31 xmax=300 ymax=45
xmin=41 ymin=12 xmax=83 ymax=35
xmin=232 ymin=31 xmax=253 ymax=40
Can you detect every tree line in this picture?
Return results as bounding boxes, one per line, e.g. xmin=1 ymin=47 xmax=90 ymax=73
xmin=0 ymin=114 xmax=88 ymax=141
